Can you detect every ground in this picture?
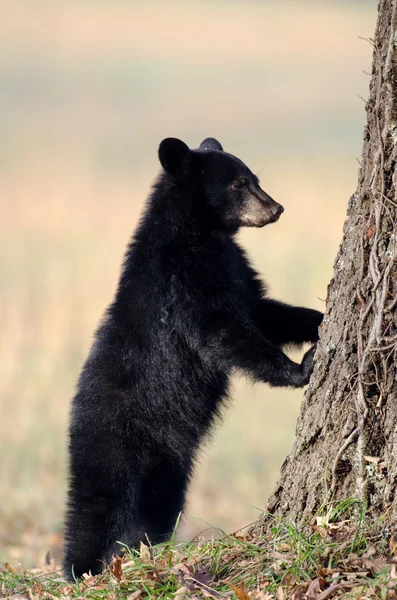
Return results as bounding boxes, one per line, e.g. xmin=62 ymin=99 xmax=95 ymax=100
xmin=2 ymin=503 xmax=397 ymax=600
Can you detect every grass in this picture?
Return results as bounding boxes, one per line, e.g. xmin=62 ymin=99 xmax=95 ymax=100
xmin=2 ymin=503 xmax=396 ymax=599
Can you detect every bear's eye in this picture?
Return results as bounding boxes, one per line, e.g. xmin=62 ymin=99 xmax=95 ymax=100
xmin=232 ymin=178 xmax=247 ymax=190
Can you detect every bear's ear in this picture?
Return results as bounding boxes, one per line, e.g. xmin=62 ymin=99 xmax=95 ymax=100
xmin=158 ymin=138 xmax=191 ymax=178
xmin=199 ymin=138 xmax=223 ymax=152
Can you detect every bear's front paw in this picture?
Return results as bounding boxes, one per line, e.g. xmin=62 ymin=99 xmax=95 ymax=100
xmin=306 ymin=310 xmax=324 ymax=343
xmin=299 ymin=343 xmax=317 ymax=386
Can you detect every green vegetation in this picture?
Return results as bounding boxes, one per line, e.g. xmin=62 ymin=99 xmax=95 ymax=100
xmin=2 ymin=505 xmax=396 ymax=599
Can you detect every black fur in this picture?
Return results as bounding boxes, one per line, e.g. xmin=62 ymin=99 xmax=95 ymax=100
xmin=63 ymin=138 xmax=323 ymax=579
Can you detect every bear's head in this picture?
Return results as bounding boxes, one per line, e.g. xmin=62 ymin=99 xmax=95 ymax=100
xmin=158 ymin=137 xmax=284 ymax=232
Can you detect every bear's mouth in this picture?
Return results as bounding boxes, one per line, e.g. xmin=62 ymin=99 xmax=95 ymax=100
xmin=261 ymin=203 xmax=284 ymax=226
xmin=239 ymin=196 xmax=284 ymax=228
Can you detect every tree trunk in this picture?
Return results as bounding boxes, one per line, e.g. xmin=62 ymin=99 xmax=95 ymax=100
xmin=253 ymin=0 xmax=397 ymax=534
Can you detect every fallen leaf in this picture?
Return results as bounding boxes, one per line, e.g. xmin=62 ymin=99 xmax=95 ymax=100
xmin=174 ymin=586 xmax=188 ymax=600
xmin=274 ymin=551 xmax=291 ymax=561
xmin=140 ymin=542 xmax=151 ymax=562
xmin=127 ymin=591 xmax=142 ymax=600
xmin=362 ymin=558 xmax=389 ymax=575
xmin=32 ymin=582 xmax=44 ymax=597
xmin=276 ymin=586 xmax=284 ymax=600
xmin=82 ymin=571 xmax=97 ymax=583
xmin=227 ymin=581 xmax=252 ymax=600
xmin=362 ymin=545 xmax=377 ymax=558
xmin=192 ymin=570 xmax=215 ymax=588
xmin=170 ymin=562 xmax=192 ymax=577
xmin=311 ymin=524 xmax=328 ymax=540
xmin=344 ymin=571 xmax=369 ymax=579
xmin=254 ymin=592 xmax=273 ymax=600
xmin=315 ymin=584 xmax=343 ymax=600
xmin=275 ymin=543 xmax=290 ymax=552
xmin=305 ymin=578 xmax=322 ymax=599
xmin=109 ymin=554 xmax=123 ymax=581
xmin=315 ymin=516 xmax=328 ymax=527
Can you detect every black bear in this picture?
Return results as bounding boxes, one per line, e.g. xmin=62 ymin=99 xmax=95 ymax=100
xmin=63 ymin=137 xmax=323 ymax=580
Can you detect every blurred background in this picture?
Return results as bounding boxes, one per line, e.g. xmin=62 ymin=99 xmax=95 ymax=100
xmin=1 ymin=0 xmax=375 ymax=567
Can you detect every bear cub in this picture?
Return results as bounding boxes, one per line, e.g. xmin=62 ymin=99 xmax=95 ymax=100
xmin=63 ymin=137 xmax=323 ymax=579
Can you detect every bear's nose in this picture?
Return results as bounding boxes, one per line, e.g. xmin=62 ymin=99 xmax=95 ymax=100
xmin=269 ymin=203 xmax=284 ymax=223
xmin=274 ymin=204 xmax=284 ymax=217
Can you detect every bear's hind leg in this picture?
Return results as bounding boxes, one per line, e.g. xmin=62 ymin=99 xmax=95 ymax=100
xmin=139 ymin=456 xmax=191 ymax=545
xmin=63 ymin=480 xmax=141 ymax=580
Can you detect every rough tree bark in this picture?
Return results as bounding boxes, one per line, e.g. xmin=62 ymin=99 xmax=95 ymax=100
xmin=253 ymin=0 xmax=397 ymax=533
